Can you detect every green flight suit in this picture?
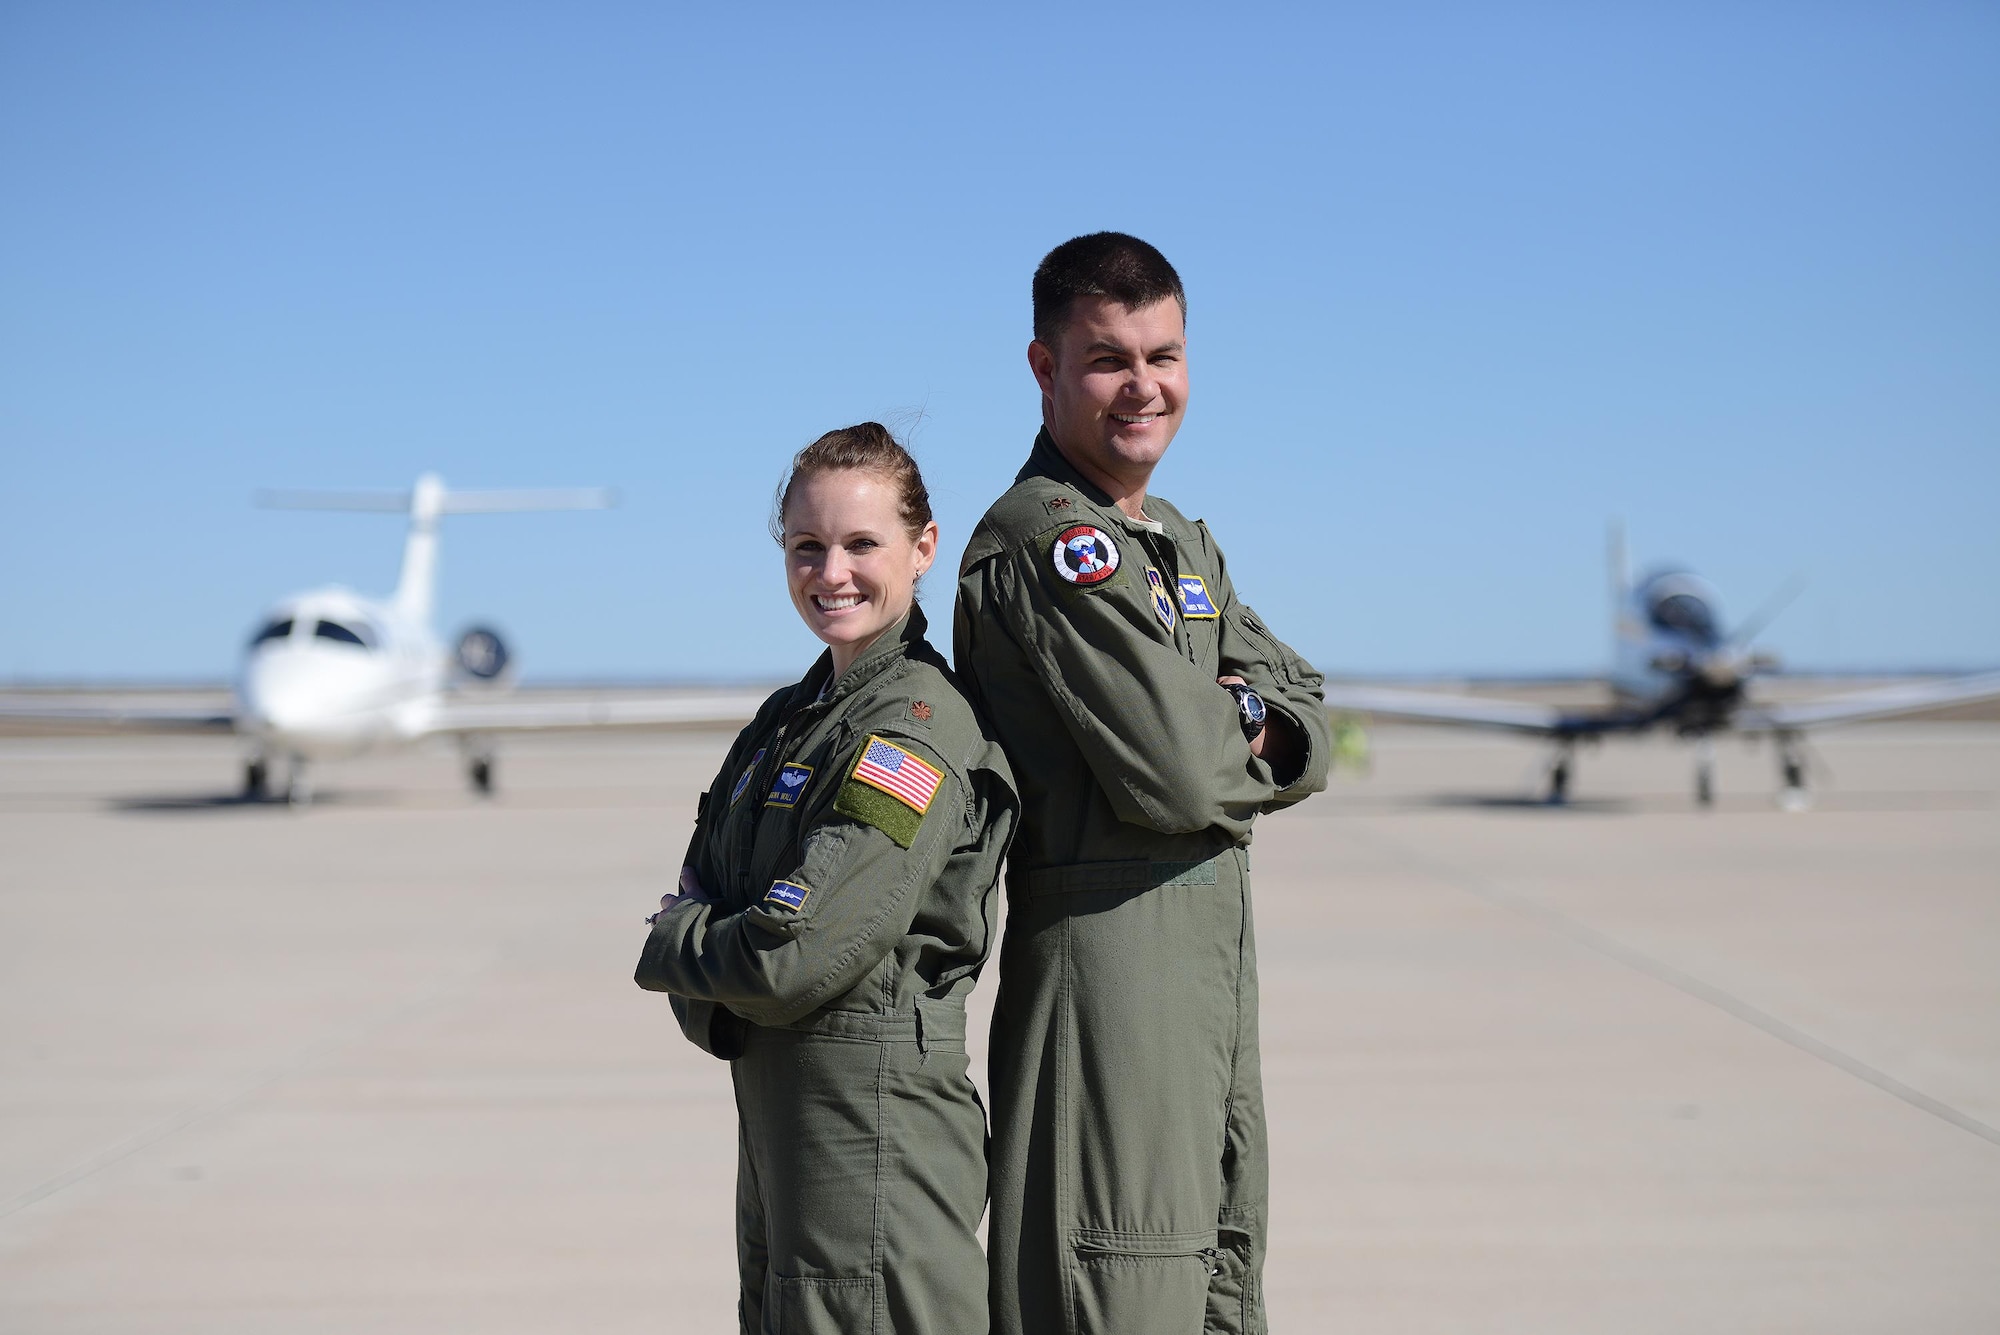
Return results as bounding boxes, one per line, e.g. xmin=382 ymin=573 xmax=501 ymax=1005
xmin=954 ymin=430 xmax=1331 ymax=1335
xmin=635 ymin=607 xmax=1019 ymax=1335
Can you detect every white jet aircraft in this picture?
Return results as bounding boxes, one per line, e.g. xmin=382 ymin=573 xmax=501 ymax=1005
xmin=2 ymin=475 xmax=768 ymax=804
xmin=1318 ymin=526 xmax=2000 ymax=809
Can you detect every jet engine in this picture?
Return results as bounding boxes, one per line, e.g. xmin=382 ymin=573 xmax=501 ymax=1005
xmin=453 ymin=626 xmax=513 ymax=685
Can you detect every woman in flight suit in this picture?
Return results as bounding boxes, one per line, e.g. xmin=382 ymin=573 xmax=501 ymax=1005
xmin=635 ymin=422 xmax=1017 ymax=1335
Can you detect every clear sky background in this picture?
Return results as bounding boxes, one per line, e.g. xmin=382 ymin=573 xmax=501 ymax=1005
xmin=3 ymin=2 xmax=1995 ymax=682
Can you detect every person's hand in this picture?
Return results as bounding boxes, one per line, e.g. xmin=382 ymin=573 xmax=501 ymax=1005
xmin=648 ymin=866 xmax=714 ymax=923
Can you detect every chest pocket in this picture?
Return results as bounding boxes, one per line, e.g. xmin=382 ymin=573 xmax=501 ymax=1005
xmin=744 ymin=732 xmax=840 ymax=885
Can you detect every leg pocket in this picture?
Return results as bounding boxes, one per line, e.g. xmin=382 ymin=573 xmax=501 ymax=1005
xmin=1069 ymin=1229 xmax=1216 ymax=1335
xmin=777 ymin=1273 xmax=880 ymax=1335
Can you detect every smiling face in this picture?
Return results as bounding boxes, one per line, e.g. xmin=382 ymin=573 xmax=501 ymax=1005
xmin=1028 ymin=294 xmax=1188 ymax=506
xmin=782 ymin=468 xmax=938 ymax=675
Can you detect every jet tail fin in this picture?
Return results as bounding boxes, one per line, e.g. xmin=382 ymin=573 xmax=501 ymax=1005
xmin=1607 ymin=519 xmax=1631 ymax=651
xmin=257 ymin=476 xmax=614 ymax=625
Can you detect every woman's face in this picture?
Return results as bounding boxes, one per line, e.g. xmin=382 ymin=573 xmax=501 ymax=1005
xmin=783 ymin=469 xmax=938 ymax=671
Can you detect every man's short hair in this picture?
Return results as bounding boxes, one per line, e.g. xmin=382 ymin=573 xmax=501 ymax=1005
xmin=1032 ymin=232 xmax=1186 ymax=348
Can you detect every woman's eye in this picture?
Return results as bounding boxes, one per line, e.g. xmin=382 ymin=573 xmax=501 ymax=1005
xmin=850 ymin=540 xmax=878 ymax=553
xmin=793 ymin=542 xmax=822 ymax=556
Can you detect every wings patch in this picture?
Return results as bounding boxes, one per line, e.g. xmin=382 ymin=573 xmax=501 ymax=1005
xmin=765 ymin=762 xmax=813 ymax=808
xmin=1177 ymin=574 xmax=1219 ymax=618
xmin=834 ymin=735 xmax=945 ymax=848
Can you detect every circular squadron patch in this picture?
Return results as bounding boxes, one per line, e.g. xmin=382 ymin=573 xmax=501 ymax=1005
xmin=1051 ymin=525 xmax=1120 ymax=586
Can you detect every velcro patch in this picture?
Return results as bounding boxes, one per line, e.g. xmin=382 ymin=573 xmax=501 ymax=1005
xmin=729 ymin=747 xmax=766 ymax=804
xmin=1051 ymin=524 xmax=1120 ymax=586
xmin=763 ymin=879 xmax=811 ymax=911
xmin=1145 ymin=567 xmax=1176 ymax=633
xmin=765 ymin=762 xmax=813 ymax=808
xmin=1177 ymin=574 xmax=1219 ymax=619
xmin=834 ymin=735 xmax=945 ymax=848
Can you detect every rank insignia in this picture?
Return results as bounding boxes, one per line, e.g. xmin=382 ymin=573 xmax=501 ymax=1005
xmin=763 ymin=879 xmax=811 ymax=911
xmin=1177 ymin=574 xmax=1220 ymax=619
xmin=1145 ymin=567 xmax=1176 ymax=633
xmin=834 ymin=735 xmax=945 ymax=848
xmin=1043 ymin=496 xmax=1073 ymax=514
xmin=910 ymin=701 xmax=932 ymax=722
xmin=729 ymin=748 xmax=766 ymax=804
xmin=764 ymin=762 xmax=813 ymax=808
xmin=1051 ymin=524 xmax=1119 ymax=586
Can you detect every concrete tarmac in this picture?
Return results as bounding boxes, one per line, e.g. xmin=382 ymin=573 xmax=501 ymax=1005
xmin=1 ymin=725 xmax=1995 ymax=1332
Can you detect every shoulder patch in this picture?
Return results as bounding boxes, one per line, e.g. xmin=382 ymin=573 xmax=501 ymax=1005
xmin=1051 ymin=524 xmax=1120 ymax=586
xmin=1043 ymin=495 xmax=1074 ymax=515
xmin=763 ymin=879 xmax=811 ymax=911
xmin=764 ymin=761 xmax=813 ymax=808
xmin=1177 ymin=573 xmax=1220 ymax=619
xmin=910 ymin=700 xmax=932 ymax=722
xmin=834 ymin=735 xmax=945 ymax=848
xmin=729 ymin=747 xmax=767 ymax=804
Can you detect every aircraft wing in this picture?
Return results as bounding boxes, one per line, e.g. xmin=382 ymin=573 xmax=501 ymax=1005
xmin=1318 ymin=684 xmax=1565 ymax=734
xmin=0 ymin=694 xmax=236 ymax=733
xmin=1736 ymin=671 xmax=2000 ymax=731
xmin=429 ymin=689 xmax=771 ymax=733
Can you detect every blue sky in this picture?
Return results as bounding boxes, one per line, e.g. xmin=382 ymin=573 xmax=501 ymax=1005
xmin=3 ymin=3 xmax=1995 ymax=681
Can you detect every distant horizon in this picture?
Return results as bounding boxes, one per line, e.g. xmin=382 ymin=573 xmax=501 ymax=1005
xmin=9 ymin=664 xmax=1996 ymax=692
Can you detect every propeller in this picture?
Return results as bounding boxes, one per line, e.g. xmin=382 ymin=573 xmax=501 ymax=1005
xmin=1727 ymin=573 xmax=1807 ymax=652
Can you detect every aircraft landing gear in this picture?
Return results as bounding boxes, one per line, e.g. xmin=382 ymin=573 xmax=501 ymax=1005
xmin=1693 ymin=736 xmax=1716 ymax=809
xmin=243 ymin=758 xmax=268 ymax=802
xmin=1776 ymin=733 xmax=1811 ymax=812
xmin=463 ymin=738 xmax=496 ymax=797
xmin=285 ymin=755 xmax=313 ymax=809
xmin=1546 ymin=742 xmax=1574 ymax=805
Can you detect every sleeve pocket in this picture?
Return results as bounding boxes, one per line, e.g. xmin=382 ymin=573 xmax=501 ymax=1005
xmin=777 ymin=1273 xmax=880 ymax=1334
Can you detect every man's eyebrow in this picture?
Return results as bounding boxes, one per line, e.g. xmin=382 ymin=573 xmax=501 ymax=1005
xmin=1082 ymin=339 xmax=1183 ymax=356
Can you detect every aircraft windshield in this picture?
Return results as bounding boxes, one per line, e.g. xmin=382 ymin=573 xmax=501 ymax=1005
xmin=1649 ymin=592 xmax=1719 ymax=644
xmin=313 ymin=619 xmax=375 ymax=649
xmin=250 ymin=618 xmax=294 ymax=646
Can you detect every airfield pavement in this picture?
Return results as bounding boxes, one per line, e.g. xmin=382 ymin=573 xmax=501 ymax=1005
xmin=1 ymin=722 xmax=1996 ymax=1333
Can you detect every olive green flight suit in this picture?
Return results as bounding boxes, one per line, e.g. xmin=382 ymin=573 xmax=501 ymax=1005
xmin=636 ymin=607 xmax=1019 ymax=1335
xmin=954 ymin=430 xmax=1331 ymax=1335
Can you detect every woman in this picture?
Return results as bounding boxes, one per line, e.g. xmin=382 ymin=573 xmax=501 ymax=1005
xmin=635 ymin=423 xmax=1017 ymax=1335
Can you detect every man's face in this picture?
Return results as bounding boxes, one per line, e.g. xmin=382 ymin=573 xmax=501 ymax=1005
xmin=1029 ymin=295 xmax=1187 ymax=491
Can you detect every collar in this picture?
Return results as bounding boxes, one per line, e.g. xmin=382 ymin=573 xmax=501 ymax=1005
xmin=1018 ymin=428 xmax=1167 ymax=533
xmin=1017 ymin=427 xmax=1116 ymax=508
xmin=793 ymin=604 xmax=927 ymax=711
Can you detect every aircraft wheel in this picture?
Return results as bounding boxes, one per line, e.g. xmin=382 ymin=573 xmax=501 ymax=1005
xmin=1696 ymin=769 xmax=1714 ymax=807
xmin=1548 ymin=762 xmax=1570 ymax=805
xmin=469 ymin=756 xmax=494 ymax=796
xmin=286 ymin=758 xmax=312 ymax=809
xmin=243 ymin=760 xmax=268 ymax=802
xmin=1778 ymin=756 xmax=1810 ymax=812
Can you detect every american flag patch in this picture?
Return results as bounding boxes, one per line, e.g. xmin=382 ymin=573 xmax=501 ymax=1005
xmin=850 ymin=736 xmax=943 ymax=814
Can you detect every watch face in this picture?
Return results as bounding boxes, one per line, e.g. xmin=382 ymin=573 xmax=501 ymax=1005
xmin=1241 ymin=691 xmax=1267 ymax=726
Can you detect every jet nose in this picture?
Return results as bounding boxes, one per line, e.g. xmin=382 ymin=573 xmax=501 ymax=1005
xmin=240 ymin=649 xmax=345 ymax=734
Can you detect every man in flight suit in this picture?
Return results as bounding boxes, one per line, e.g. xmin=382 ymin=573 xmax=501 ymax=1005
xmin=955 ymin=232 xmax=1332 ymax=1335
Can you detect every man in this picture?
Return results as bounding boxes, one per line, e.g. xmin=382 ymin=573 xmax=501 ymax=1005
xmin=954 ymin=233 xmax=1331 ymax=1335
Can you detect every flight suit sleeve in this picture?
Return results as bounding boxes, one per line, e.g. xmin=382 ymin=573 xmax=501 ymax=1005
xmin=634 ymin=731 xmax=966 ymax=1028
xmin=1207 ymin=534 xmax=1331 ymax=806
xmin=972 ymin=540 xmax=1286 ymax=836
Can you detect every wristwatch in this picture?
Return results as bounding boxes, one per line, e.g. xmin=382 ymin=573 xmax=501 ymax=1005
xmin=1222 ymin=682 xmax=1267 ymax=741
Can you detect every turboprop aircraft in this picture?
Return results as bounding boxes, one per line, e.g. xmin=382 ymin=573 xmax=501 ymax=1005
xmin=1318 ymin=527 xmax=2000 ymax=810
xmin=0 ymin=475 xmax=767 ymax=804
